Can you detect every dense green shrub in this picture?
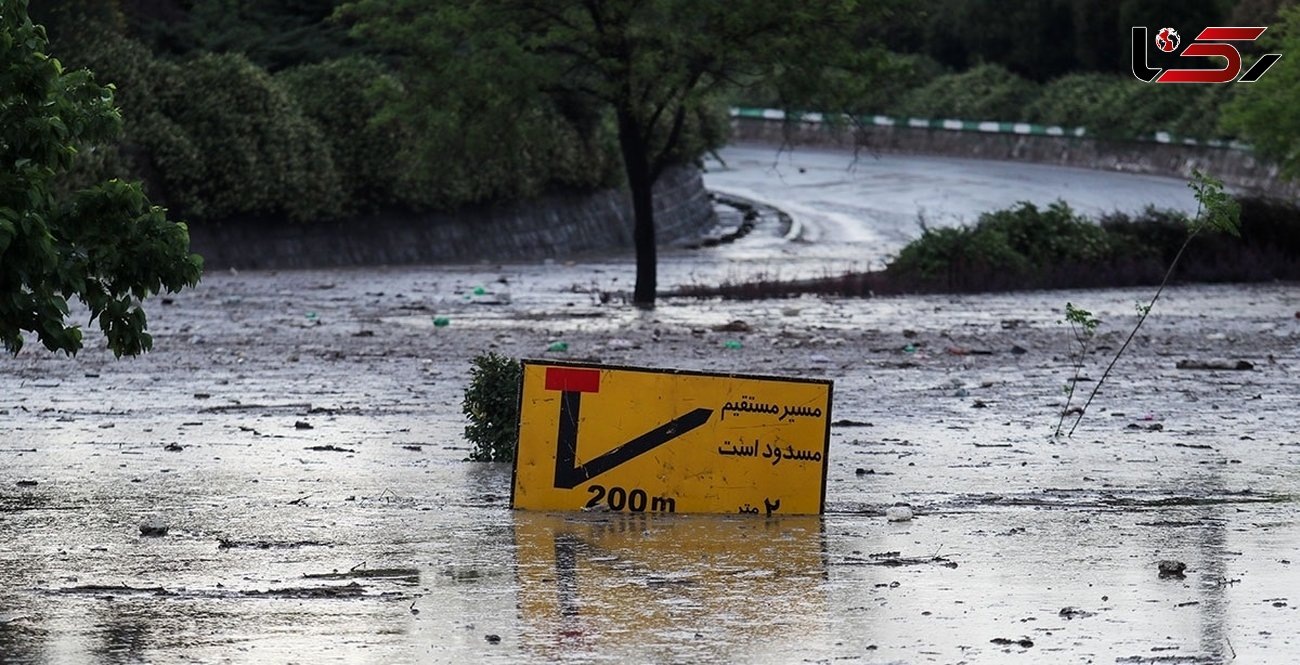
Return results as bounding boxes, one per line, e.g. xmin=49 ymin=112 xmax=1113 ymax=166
xmin=462 ymin=352 xmax=522 ymax=463
xmin=979 ymin=201 xmax=1113 ymax=265
xmin=393 ymin=94 xmax=623 ymax=211
xmin=890 ymin=202 xmax=1108 ymax=281
xmin=1030 ymin=73 xmax=1234 ymax=140
xmin=893 ymin=63 xmax=1039 ymax=121
xmin=153 ymin=52 xmax=344 ymax=222
xmin=276 ymin=57 xmax=407 ymax=212
xmin=1221 ymin=5 xmax=1300 ymax=176
xmin=57 ymin=34 xmax=346 ymax=222
xmin=1029 ymin=73 xmax=1129 ymax=130
xmin=885 ymin=195 xmax=1300 ymax=293
xmin=853 ymin=53 xmax=946 ymax=115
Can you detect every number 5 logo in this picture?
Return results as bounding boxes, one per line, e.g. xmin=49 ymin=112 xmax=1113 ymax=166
xmin=1132 ymin=26 xmax=1282 ymax=83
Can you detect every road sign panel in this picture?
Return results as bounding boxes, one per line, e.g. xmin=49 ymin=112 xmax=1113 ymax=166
xmin=511 ymin=361 xmax=833 ymax=515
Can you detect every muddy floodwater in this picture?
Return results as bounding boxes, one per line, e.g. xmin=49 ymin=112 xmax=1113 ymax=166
xmin=4 ymin=151 xmax=1300 ymax=664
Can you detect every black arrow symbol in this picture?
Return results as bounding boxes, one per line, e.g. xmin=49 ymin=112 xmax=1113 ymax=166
xmin=553 ymin=390 xmax=713 ymax=489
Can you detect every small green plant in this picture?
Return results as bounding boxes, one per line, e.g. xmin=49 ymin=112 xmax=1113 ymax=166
xmin=1055 ymin=303 xmax=1100 ymax=437
xmin=462 ymin=352 xmax=522 ymax=462
xmin=1061 ymin=169 xmax=1240 ymax=437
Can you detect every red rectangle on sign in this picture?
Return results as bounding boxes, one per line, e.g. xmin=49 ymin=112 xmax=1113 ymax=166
xmin=545 ymin=367 xmax=601 ymax=393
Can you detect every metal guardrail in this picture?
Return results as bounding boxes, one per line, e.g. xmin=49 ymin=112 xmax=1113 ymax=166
xmin=731 ymin=107 xmax=1250 ymax=151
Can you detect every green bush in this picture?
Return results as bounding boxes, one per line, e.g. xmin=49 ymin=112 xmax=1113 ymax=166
xmin=276 ymin=57 xmax=408 ymax=212
xmin=154 ymin=52 xmax=344 ymax=222
xmin=893 ymin=63 xmax=1038 ymax=121
xmin=843 ymin=53 xmax=946 ymax=116
xmin=58 ymin=35 xmax=346 ymax=222
xmin=462 ymin=352 xmax=523 ymax=462
xmin=1029 ymin=73 xmax=1129 ymax=130
xmin=397 ymin=102 xmax=624 ymax=211
xmin=890 ymin=201 xmax=1117 ymax=281
xmin=1031 ymin=73 xmax=1235 ymax=140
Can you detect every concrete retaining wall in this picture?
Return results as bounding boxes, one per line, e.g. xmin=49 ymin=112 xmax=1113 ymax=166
xmin=731 ymin=115 xmax=1300 ymax=201
xmin=189 ymin=165 xmax=715 ymax=270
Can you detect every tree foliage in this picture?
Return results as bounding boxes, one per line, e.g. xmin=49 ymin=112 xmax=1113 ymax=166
xmin=275 ymin=57 xmax=408 ymax=213
xmin=340 ymin=0 xmax=896 ymax=306
xmin=155 ymin=52 xmax=344 ymax=222
xmin=1 ymin=0 xmax=201 ymax=356
xmin=1222 ymin=4 xmax=1300 ymax=178
xmin=895 ymin=63 xmax=1040 ymax=121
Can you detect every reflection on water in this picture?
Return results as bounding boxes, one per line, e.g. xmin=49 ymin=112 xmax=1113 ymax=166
xmin=513 ymin=512 xmax=827 ymax=663
xmin=0 ymin=618 xmax=48 ymax=665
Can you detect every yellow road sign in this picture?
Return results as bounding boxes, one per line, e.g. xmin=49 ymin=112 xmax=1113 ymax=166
xmin=511 ymin=361 xmax=833 ymax=515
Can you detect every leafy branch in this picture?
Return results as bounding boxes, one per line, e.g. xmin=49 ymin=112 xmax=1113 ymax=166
xmin=1061 ymin=169 xmax=1240 ymax=437
xmin=1054 ymin=302 xmax=1099 ymax=437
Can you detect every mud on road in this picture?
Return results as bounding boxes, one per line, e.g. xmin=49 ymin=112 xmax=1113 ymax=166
xmin=3 ymin=255 xmax=1299 ymax=664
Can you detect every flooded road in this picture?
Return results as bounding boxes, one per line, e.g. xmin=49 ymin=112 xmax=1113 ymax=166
xmin=702 ymin=144 xmax=1200 ymax=277
xmin=4 ymin=151 xmax=1300 ymax=663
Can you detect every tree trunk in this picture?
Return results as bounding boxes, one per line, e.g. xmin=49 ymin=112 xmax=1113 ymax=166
xmin=617 ymin=111 xmax=657 ymax=308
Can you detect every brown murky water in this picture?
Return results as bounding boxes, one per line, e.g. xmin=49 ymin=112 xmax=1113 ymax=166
xmin=4 ymin=261 xmax=1298 ymax=664
xmin=4 ymin=152 xmax=1299 ymax=663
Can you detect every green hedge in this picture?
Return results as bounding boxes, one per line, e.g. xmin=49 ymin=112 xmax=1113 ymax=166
xmin=889 ymin=201 xmax=1145 ymax=283
xmin=275 ymin=57 xmax=407 ymax=213
xmin=51 ymin=32 xmax=662 ymax=224
xmin=154 ymin=52 xmax=344 ymax=222
xmin=894 ymin=64 xmax=1040 ymax=123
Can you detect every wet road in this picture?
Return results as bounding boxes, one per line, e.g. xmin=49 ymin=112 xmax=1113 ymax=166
xmin=3 ymin=150 xmax=1299 ymax=664
xmin=703 ymin=144 xmax=1200 ymax=276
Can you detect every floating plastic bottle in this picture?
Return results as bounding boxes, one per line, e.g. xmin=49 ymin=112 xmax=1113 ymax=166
xmin=723 ymin=340 xmax=743 ymax=349
xmin=547 ymin=341 xmax=569 ymax=352
xmin=433 ymin=317 xmax=450 ymax=328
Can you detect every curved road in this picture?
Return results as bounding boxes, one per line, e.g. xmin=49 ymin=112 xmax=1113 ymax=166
xmin=693 ymin=143 xmax=1200 ymax=278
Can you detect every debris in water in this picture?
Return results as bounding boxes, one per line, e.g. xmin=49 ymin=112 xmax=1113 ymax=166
xmin=1175 ymin=359 xmax=1254 ymax=371
xmin=294 ymin=420 xmax=314 ymax=430
xmin=139 ymin=517 xmax=169 ymax=537
xmin=990 ymin=637 xmax=1034 ymax=648
xmin=1158 ymin=560 xmax=1187 ymax=578
xmin=303 ymin=568 xmax=419 ymax=583
xmin=485 ymin=634 xmax=501 ymax=644
xmin=712 ymin=320 xmax=751 ymax=332
xmin=305 ymin=445 xmax=356 ymax=453
xmin=1059 ymin=606 xmax=1095 ymax=619
xmin=885 ymin=505 xmax=914 ymax=522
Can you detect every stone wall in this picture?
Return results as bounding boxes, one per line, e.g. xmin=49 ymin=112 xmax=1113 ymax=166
xmin=189 ymin=165 xmax=715 ymax=270
xmin=732 ymin=117 xmax=1300 ymax=201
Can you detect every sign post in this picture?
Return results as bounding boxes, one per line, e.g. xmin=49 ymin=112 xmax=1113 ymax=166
xmin=511 ymin=361 xmax=833 ymax=515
